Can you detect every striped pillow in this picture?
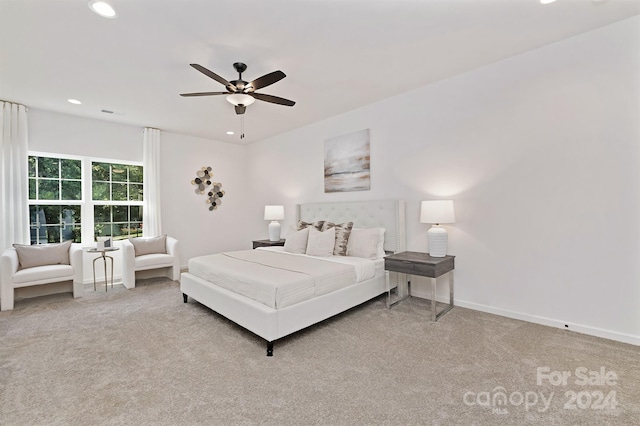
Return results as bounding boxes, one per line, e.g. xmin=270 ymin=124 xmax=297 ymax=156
xmin=322 ymin=221 xmax=354 ymax=256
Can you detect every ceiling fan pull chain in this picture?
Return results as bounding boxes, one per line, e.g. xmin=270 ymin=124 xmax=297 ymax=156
xmin=240 ymin=115 xmax=245 ymax=139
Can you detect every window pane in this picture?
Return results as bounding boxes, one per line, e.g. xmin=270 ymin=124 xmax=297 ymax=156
xmin=61 ymin=205 xmax=81 ymax=222
xmin=29 ymin=178 xmax=36 ymax=199
xmin=111 ymin=164 xmax=128 ymax=182
xmin=41 ymin=205 xmax=61 ymax=224
xmin=129 ymin=165 xmax=143 ymax=183
xmin=28 ymin=156 xmax=36 ymax=177
xmin=129 ymin=183 xmax=143 ymax=201
xmin=38 ymin=179 xmax=59 ymax=200
xmin=92 ymin=182 xmax=110 ymax=201
xmin=92 ymin=162 xmax=110 ymax=181
xmin=94 ymin=205 xmax=111 ymax=223
xmin=61 ymin=180 xmax=81 ymax=201
xmin=44 ymin=225 xmax=61 ymax=243
xmin=96 ymin=223 xmax=113 ymax=238
xmin=113 ymin=205 xmax=128 ymax=222
xmin=112 ymin=183 xmax=128 ymax=201
xmin=129 ymin=223 xmax=143 ymax=237
xmin=38 ymin=157 xmax=59 ymax=178
xmin=61 ymin=159 xmax=82 ymax=179
xmin=130 ymin=206 xmax=142 ymax=222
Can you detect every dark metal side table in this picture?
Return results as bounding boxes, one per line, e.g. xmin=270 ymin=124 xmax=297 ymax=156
xmin=252 ymin=239 xmax=286 ymax=249
xmin=384 ymin=251 xmax=455 ymax=321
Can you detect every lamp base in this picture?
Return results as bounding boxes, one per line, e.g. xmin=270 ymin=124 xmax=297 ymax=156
xmin=268 ymin=221 xmax=281 ymax=242
xmin=427 ymin=225 xmax=448 ymax=257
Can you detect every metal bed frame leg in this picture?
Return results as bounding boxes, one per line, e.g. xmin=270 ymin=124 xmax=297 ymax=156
xmin=182 ymin=293 xmax=188 ymax=303
xmin=266 ymin=341 xmax=274 ymax=357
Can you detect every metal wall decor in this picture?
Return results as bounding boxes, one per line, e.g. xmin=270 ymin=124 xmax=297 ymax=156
xmin=191 ymin=166 xmax=225 ymax=211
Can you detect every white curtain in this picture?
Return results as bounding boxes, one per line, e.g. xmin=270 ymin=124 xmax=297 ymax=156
xmin=142 ymin=127 xmax=162 ymax=237
xmin=0 ymin=101 xmax=30 ymax=251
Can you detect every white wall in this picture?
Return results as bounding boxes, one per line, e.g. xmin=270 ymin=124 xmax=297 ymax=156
xmin=246 ymin=17 xmax=640 ymax=345
xmin=27 ymin=109 xmax=250 ymax=283
xmin=159 ymin=131 xmax=250 ymax=264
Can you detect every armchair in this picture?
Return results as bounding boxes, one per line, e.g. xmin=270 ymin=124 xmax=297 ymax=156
xmin=0 ymin=243 xmax=84 ymax=311
xmin=121 ymin=235 xmax=180 ymax=289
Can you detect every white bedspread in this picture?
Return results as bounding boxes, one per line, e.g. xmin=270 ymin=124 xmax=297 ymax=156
xmin=188 ymin=249 xmax=377 ymax=309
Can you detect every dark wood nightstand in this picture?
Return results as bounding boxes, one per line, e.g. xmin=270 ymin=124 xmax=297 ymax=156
xmin=252 ymin=239 xmax=286 ymax=249
xmin=384 ymin=251 xmax=455 ymax=321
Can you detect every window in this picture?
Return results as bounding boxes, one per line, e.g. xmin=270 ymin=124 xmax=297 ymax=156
xmin=92 ymin=162 xmax=143 ymax=240
xmin=28 ymin=156 xmax=82 ymax=244
xmin=27 ymin=154 xmax=143 ymax=245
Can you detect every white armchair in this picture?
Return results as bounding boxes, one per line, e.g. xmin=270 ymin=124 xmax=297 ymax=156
xmin=121 ymin=236 xmax=180 ymax=289
xmin=0 ymin=243 xmax=84 ymax=311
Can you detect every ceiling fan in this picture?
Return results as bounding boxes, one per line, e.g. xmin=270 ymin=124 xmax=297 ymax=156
xmin=180 ymin=62 xmax=295 ymax=115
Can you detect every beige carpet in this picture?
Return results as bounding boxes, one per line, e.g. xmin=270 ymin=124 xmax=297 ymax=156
xmin=0 ymin=279 xmax=638 ymax=425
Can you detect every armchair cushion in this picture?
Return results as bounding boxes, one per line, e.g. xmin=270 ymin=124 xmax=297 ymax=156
xmin=13 ymin=264 xmax=74 ymax=285
xmin=12 ymin=241 xmax=72 ymax=270
xmin=134 ymin=253 xmax=174 ymax=270
xmin=130 ymin=235 xmax=167 ymax=256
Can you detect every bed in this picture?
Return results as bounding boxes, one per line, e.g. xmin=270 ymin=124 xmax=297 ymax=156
xmin=180 ymin=199 xmax=406 ymax=355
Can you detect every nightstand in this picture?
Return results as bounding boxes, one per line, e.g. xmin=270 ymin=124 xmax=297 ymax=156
xmin=252 ymin=239 xmax=286 ymax=249
xmin=384 ymin=251 xmax=455 ymax=321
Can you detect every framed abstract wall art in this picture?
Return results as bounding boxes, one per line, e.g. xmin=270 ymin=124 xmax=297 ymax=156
xmin=324 ymin=129 xmax=370 ymax=193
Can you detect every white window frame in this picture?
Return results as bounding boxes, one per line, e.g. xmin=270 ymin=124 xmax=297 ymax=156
xmin=28 ymin=151 xmax=143 ymax=244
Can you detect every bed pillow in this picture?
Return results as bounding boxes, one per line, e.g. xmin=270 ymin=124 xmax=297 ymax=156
xmin=13 ymin=240 xmax=72 ymax=270
xmin=322 ymin=221 xmax=353 ymax=256
xmin=305 ymin=227 xmax=336 ymax=257
xmin=283 ymin=227 xmax=310 ymax=254
xmin=297 ymin=220 xmax=325 ymax=231
xmin=376 ymin=228 xmax=386 ymax=258
xmin=130 ymin=235 xmax=167 ymax=256
xmin=346 ymin=228 xmax=380 ymax=260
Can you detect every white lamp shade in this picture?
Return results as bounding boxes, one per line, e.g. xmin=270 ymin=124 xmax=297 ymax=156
xmin=227 ymin=93 xmax=256 ymax=106
xmin=420 ymin=200 xmax=455 ymax=224
xmin=264 ymin=205 xmax=285 ymax=221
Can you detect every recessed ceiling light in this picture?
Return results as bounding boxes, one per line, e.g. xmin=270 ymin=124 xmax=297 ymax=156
xmin=88 ymin=1 xmax=117 ymax=18
xmin=539 ymin=0 xmax=557 ymax=4
xmin=67 ymin=99 xmax=82 ymax=105
xmin=226 ymin=131 xmax=234 ymax=135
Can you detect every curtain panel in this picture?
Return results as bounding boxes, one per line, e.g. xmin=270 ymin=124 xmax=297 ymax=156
xmin=142 ymin=127 xmax=162 ymax=237
xmin=0 ymin=101 xmax=29 ymax=251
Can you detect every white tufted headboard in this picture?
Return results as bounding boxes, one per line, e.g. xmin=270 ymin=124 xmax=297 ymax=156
xmin=296 ymin=200 xmax=406 ymax=254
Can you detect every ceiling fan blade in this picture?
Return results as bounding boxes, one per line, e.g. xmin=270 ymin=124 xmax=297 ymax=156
xmin=235 ymin=105 xmax=246 ymax=115
xmin=251 ymin=92 xmax=296 ymax=107
xmin=180 ymin=92 xmax=229 ymax=97
xmin=190 ymin=64 xmax=237 ymax=92
xmin=247 ymin=70 xmax=286 ymax=91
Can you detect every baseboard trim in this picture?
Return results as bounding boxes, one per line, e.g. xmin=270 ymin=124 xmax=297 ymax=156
xmin=454 ymin=299 xmax=640 ymax=347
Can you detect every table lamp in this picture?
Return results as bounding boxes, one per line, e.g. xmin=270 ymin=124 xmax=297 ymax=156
xmin=264 ymin=205 xmax=285 ymax=241
xmin=420 ymin=200 xmax=455 ymax=257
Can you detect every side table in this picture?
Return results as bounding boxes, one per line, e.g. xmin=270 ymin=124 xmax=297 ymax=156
xmin=87 ymin=247 xmax=120 ymax=291
xmin=252 ymin=239 xmax=286 ymax=249
xmin=384 ymin=251 xmax=455 ymax=321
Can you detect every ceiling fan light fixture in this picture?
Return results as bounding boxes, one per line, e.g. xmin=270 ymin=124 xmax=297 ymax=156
xmin=88 ymin=1 xmax=118 ymax=18
xmin=226 ymin=93 xmax=255 ymax=107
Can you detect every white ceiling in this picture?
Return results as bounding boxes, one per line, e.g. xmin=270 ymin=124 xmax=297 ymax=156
xmin=1 ymin=0 xmax=639 ymax=144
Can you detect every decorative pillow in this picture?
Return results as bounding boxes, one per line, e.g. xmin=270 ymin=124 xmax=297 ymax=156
xmin=130 ymin=235 xmax=167 ymax=256
xmin=283 ymin=227 xmax=310 ymax=254
xmin=13 ymin=240 xmax=72 ymax=270
xmin=322 ymin=221 xmax=354 ymax=256
xmin=346 ymin=228 xmax=380 ymax=260
xmin=305 ymin=227 xmax=336 ymax=257
xmin=297 ymin=220 xmax=325 ymax=231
